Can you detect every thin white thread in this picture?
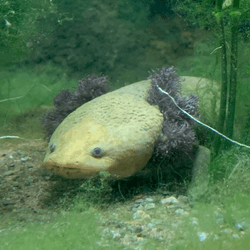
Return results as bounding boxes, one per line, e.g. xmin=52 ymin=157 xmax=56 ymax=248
xmin=2 ymin=85 xmax=249 ymax=149
xmin=0 ymin=96 xmax=23 ymax=103
xmin=0 ymin=136 xmax=41 ymax=140
xmin=0 ymin=136 xmax=22 ymax=139
xmin=156 ymin=84 xmax=250 ymax=149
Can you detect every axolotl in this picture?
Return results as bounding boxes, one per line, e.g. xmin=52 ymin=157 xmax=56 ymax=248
xmin=42 ymin=67 xmax=210 ymax=180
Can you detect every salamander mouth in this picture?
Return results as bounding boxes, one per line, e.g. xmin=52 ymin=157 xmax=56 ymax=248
xmin=42 ymin=163 xmax=100 ymax=179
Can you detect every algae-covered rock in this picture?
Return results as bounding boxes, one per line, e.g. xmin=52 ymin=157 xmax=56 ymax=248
xmin=188 ymin=145 xmax=211 ymax=200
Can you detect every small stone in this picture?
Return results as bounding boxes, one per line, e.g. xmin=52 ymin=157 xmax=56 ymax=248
xmin=145 ymin=197 xmax=153 ymax=202
xmin=25 ymin=181 xmax=34 ymax=186
xmin=154 ymin=234 xmax=164 ymax=241
xmin=235 ymin=220 xmax=250 ymax=231
xmin=178 ymin=195 xmax=189 ymax=204
xmin=197 ymin=232 xmax=208 ymax=242
xmin=134 ymin=199 xmax=144 ymax=204
xmin=20 ymin=156 xmax=31 ymax=162
xmin=167 ymin=205 xmax=179 ymax=213
xmin=160 ymin=196 xmax=179 ymax=205
xmin=235 ymin=223 xmax=244 ymax=231
xmin=191 ymin=217 xmax=198 ymax=225
xmin=110 ymin=230 xmax=121 ymax=240
xmin=115 ymin=222 xmax=124 ymax=228
xmin=133 ymin=226 xmax=143 ymax=233
xmin=133 ymin=210 xmax=150 ymax=220
xmin=132 ymin=204 xmax=143 ymax=212
xmin=144 ymin=203 xmax=155 ymax=210
xmin=150 ymin=219 xmax=162 ymax=225
xmin=31 ymin=208 xmax=38 ymax=214
xmin=213 ymin=234 xmax=219 ymax=241
xmin=232 ymin=234 xmax=240 ymax=239
xmin=27 ymin=163 xmax=34 ymax=169
xmin=8 ymin=164 xmax=15 ymax=169
xmin=43 ymin=176 xmax=50 ymax=181
xmin=215 ymin=218 xmax=224 ymax=225
xmin=223 ymin=228 xmax=233 ymax=234
xmin=118 ymin=228 xmax=126 ymax=237
xmin=102 ymin=228 xmax=110 ymax=235
xmin=2 ymin=198 xmax=16 ymax=206
xmin=175 ymin=209 xmax=184 ymax=214
xmin=3 ymin=171 xmax=14 ymax=176
xmin=121 ymin=234 xmax=136 ymax=245
xmin=147 ymin=223 xmax=154 ymax=228
xmin=214 ymin=212 xmax=224 ymax=225
xmin=16 ymin=150 xmax=24 ymax=157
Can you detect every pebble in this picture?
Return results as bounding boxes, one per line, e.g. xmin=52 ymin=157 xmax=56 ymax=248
xmin=27 ymin=163 xmax=34 ymax=169
xmin=131 ymin=204 xmax=143 ymax=212
xmin=160 ymin=196 xmax=179 ymax=205
xmin=2 ymin=198 xmax=16 ymax=206
xmin=133 ymin=210 xmax=150 ymax=220
xmin=166 ymin=205 xmax=179 ymax=213
xmin=21 ymin=156 xmax=31 ymax=162
xmin=178 ymin=195 xmax=189 ymax=204
xmin=3 ymin=170 xmax=14 ymax=176
xmin=43 ymin=176 xmax=50 ymax=181
xmin=197 ymin=232 xmax=208 ymax=242
xmin=146 ymin=223 xmax=154 ymax=228
xmin=235 ymin=223 xmax=244 ymax=231
xmin=213 ymin=234 xmax=219 ymax=241
xmin=115 ymin=222 xmax=124 ymax=228
xmin=150 ymin=219 xmax=162 ymax=225
xmin=134 ymin=199 xmax=144 ymax=204
xmin=175 ymin=209 xmax=184 ymax=215
xmin=191 ymin=217 xmax=198 ymax=225
xmin=145 ymin=198 xmax=154 ymax=203
xmin=133 ymin=226 xmax=143 ymax=233
xmin=232 ymin=234 xmax=240 ymax=239
xmin=144 ymin=203 xmax=155 ymax=210
xmin=120 ymin=234 xmax=137 ymax=245
xmin=214 ymin=211 xmax=224 ymax=225
xmin=97 ymin=194 xmax=246 ymax=248
xmin=102 ymin=228 xmax=110 ymax=236
xmin=235 ymin=220 xmax=250 ymax=231
xmin=8 ymin=164 xmax=15 ymax=169
xmin=110 ymin=230 xmax=121 ymax=240
xmin=223 ymin=228 xmax=233 ymax=234
xmin=25 ymin=181 xmax=34 ymax=186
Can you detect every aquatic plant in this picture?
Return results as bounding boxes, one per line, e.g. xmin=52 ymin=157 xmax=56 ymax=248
xmin=41 ymin=74 xmax=109 ymax=138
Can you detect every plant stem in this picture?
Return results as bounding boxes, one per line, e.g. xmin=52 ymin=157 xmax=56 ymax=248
xmin=225 ymin=0 xmax=240 ymax=146
xmin=214 ymin=0 xmax=228 ymax=154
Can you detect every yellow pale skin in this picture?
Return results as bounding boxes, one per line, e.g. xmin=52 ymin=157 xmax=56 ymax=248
xmin=42 ymin=76 xmax=218 ymax=179
xmin=42 ymin=80 xmax=163 ymax=178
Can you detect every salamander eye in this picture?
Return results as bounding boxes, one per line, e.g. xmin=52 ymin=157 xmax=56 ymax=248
xmin=92 ymin=147 xmax=102 ymax=157
xmin=50 ymin=144 xmax=56 ymax=153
